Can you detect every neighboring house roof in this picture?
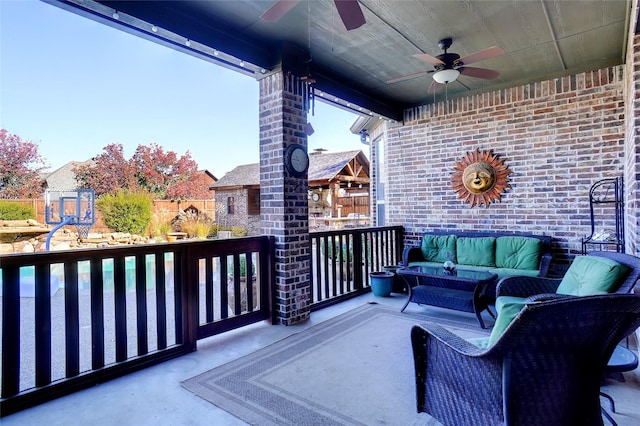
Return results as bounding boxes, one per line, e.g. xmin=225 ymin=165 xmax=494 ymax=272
xmin=210 ymin=163 xmax=260 ymax=189
xmin=211 ymin=150 xmax=369 ymax=190
xmin=41 ymin=162 xmax=217 ymax=192
xmin=199 ymin=169 xmax=218 ymax=182
xmin=41 ymin=160 xmax=93 ymax=190
xmin=308 ymin=149 xmax=366 ymax=182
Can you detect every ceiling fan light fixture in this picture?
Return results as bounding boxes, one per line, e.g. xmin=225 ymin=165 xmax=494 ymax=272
xmin=433 ymin=69 xmax=460 ymax=84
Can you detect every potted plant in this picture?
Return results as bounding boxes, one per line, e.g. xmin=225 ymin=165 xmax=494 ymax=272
xmin=369 ymin=271 xmax=394 ymax=297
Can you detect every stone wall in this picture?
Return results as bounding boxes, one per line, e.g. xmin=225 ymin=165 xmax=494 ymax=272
xmin=381 ymin=66 xmax=625 ymax=276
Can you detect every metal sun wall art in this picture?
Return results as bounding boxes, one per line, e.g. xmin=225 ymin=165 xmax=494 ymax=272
xmin=452 ymin=149 xmax=512 ymax=208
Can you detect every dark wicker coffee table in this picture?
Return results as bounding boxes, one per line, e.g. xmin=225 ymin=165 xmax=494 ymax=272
xmin=397 ymin=265 xmax=497 ymax=328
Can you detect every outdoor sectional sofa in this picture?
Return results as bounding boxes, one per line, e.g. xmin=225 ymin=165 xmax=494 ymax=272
xmin=402 ymin=230 xmax=553 ymax=301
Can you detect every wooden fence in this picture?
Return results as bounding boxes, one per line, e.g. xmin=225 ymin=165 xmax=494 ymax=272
xmin=5 ymin=199 xmax=216 ymax=233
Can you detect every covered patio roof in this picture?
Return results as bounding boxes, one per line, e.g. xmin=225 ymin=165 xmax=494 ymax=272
xmin=48 ymin=0 xmax=635 ymax=121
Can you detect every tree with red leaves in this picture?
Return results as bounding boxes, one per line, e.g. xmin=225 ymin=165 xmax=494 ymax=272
xmin=74 ymin=143 xmax=140 ymax=196
xmin=0 ymin=129 xmax=48 ymax=199
xmin=75 ymin=143 xmax=207 ymax=199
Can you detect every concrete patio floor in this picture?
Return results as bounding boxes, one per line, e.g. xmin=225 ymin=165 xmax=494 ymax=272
xmin=3 ymin=292 xmax=639 ymax=425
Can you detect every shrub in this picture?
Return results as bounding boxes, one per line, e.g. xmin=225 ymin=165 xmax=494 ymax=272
xmin=229 ymin=254 xmax=256 ymax=278
xmin=96 ymin=191 xmax=152 ymax=234
xmin=209 ymin=225 xmax=248 ymax=238
xmin=230 ymin=226 xmax=247 ymax=237
xmin=181 ymin=219 xmax=210 ymax=239
xmin=147 ymin=217 xmax=173 ymax=238
xmin=207 ymin=223 xmax=221 ymax=238
xmin=0 ymin=201 xmax=35 ymax=220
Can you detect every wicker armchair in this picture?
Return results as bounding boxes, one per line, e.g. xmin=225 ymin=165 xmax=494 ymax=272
xmin=410 ymin=294 xmax=640 ymax=426
xmin=496 ymin=251 xmax=640 ymax=299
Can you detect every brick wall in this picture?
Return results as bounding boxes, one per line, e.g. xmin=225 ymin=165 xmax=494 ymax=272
xmin=259 ymin=71 xmax=311 ymax=325
xmin=382 ymin=66 xmax=625 ymax=276
xmin=213 ymin=189 xmax=261 ymax=235
xmin=624 ymin=30 xmax=640 ymax=256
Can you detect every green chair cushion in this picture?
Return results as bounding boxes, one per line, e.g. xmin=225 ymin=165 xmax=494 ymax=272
xmin=495 ymin=236 xmax=542 ymax=270
xmin=488 ymin=296 xmax=528 ymax=346
xmin=456 ymin=237 xmax=496 ymax=267
xmin=556 ymin=255 xmax=630 ymax=296
xmin=468 ymin=337 xmax=490 ymax=349
xmin=421 ymin=234 xmax=457 ymax=263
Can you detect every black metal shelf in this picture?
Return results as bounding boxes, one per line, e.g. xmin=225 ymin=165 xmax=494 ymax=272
xmin=581 ymin=177 xmax=624 ymax=254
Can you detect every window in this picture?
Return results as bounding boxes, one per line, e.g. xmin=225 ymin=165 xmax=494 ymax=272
xmin=227 ymin=196 xmax=235 ymax=214
xmin=248 ymin=187 xmax=260 ymax=215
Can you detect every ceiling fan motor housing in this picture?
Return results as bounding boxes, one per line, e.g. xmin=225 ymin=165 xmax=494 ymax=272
xmin=436 ymin=53 xmax=461 ymax=70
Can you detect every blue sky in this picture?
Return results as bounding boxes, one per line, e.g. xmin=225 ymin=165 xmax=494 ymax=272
xmin=0 ymin=0 xmax=366 ymax=178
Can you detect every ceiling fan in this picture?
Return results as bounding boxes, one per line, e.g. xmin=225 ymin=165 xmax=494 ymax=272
xmin=260 ymin=0 xmax=366 ymax=31
xmin=387 ymin=38 xmax=505 ymax=92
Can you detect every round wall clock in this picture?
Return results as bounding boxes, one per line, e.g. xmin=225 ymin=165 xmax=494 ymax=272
xmin=311 ymin=192 xmax=320 ymax=202
xmin=284 ymin=144 xmax=309 ymax=177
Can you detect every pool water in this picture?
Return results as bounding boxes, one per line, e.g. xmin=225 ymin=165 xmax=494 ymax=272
xmin=0 ymin=255 xmax=175 ymax=297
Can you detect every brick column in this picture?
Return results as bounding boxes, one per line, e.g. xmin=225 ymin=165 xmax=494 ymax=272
xmin=624 ymin=1 xmax=640 ymax=256
xmin=259 ymin=71 xmax=311 ymax=325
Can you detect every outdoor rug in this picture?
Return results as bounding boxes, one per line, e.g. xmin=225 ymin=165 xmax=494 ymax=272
xmin=182 ymin=302 xmax=491 ymax=426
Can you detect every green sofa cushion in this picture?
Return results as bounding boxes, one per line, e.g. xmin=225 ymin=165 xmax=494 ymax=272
xmin=495 ymin=236 xmax=542 ymax=270
xmin=489 ymin=268 xmax=540 ymax=279
xmin=556 ymin=255 xmax=629 ymax=296
xmin=488 ymin=296 xmax=528 ymax=346
xmin=456 ymin=237 xmax=496 ymax=267
xmin=421 ymin=234 xmax=457 ymax=263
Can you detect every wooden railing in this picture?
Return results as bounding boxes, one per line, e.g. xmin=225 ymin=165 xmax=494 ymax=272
xmin=310 ymin=226 xmax=404 ymax=310
xmin=0 ymin=236 xmax=273 ymax=416
xmin=0 ymin=226 xmax=404 ymax=415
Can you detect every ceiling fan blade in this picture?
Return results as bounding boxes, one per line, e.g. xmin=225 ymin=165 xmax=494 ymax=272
xmin=457 ymin=46 xmax=505 ymax=66
xmin=413 ymin=53 xmax=445 ymax=66
xmin=428 ymin=80 xmax=443 ymax=93
xmin=333 ymin=0 xmax=366 ymax=31
xmin=387 ymin=70 xmax=431 ymax=84
xmin=459 ymin=67 xmax=500 ymax=80
xmin=260 ymin=0 xmax=300 ymax=22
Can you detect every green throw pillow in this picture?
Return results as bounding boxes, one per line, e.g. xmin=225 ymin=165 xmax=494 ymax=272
xmin=495 ymin=236 xmax=542 ymax=270
xmin=421 ymin=234 xmax=457 ymax=263
xmin=488 ymin=296 xmax=527 ymax=346
xmin=556 ymin=256 xmax=629 ymax=296
xmin=456 ymin=237 xmax=496 ymax=267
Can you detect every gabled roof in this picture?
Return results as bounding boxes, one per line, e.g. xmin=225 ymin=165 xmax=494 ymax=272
xmin=308 ymin=149 xmax=367 ymax=182
xmin=211 ymin=150 xmax=369 ymax=189
xmin=42 ymin=160 xmax=93 ymax=190
xmin=198 ymin=169 xmax=218 ymax=182
xmin=211 ymin=163 xmax=260 ymax=189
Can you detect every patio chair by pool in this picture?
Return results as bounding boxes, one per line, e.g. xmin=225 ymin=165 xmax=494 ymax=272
xmin=410 ymin=294 xmax=640 ymax=426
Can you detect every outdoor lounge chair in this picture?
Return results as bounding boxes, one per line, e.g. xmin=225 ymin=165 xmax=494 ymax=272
xmin=495 ymin=251 xmax=640 ymax=300
xmin=410 ymin=294 xmax=640 ymax=426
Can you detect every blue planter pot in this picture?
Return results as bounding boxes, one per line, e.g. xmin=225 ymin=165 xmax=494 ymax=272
xmin=370 ymin=271 xmax=394 ymax=297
